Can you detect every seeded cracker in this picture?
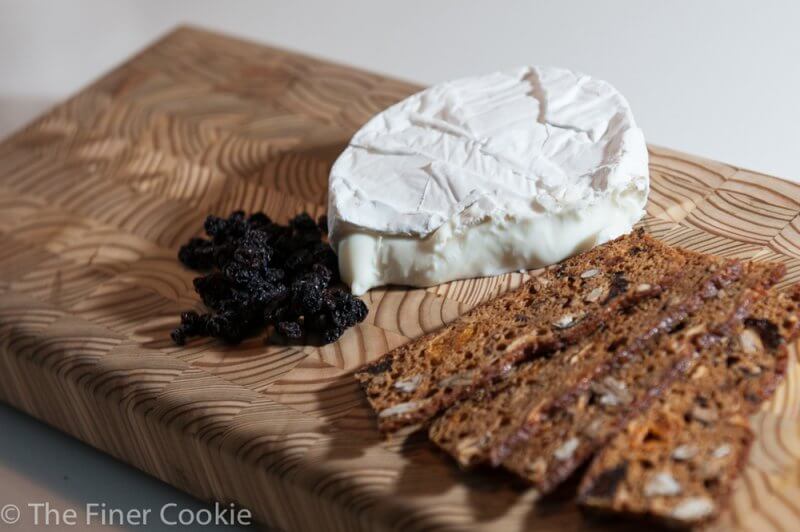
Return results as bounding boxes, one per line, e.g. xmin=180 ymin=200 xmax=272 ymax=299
xmin=357 ymin=230 xmax=689 ymax=434
xmin=429 ymin=252 xmax=743 ymax=468
xmin=578 ymin=285 xmax=800 ymax=527
xmin=497 ymin=261 xmax=782 ymax=493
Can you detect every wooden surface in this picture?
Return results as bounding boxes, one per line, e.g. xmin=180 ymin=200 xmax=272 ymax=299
xmin=0 ymin=26 xmax=799 ymax=531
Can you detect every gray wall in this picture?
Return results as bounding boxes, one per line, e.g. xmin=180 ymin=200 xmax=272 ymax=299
xmin=1 ymin=0 xmax=798 ymax=177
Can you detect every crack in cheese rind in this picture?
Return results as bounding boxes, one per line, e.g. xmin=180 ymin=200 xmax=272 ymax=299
xmin=328 ymin=66 xmax=649 ymax=295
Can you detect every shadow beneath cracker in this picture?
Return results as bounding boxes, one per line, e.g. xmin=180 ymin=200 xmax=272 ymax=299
xmin=308 ymin=374 xmax=526 ymax=524
xmin=522 ymin=464 xmax=643 ymax=532
xmin=309 ymin=373 xmax=642 ymax=529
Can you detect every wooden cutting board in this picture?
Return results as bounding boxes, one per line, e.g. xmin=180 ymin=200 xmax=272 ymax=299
xmin=1 ymin=26 xmax=799 ymax=531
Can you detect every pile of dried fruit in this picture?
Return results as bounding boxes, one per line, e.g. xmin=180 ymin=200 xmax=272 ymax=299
xmin=171 ymin=210 xmax=367 ymax=345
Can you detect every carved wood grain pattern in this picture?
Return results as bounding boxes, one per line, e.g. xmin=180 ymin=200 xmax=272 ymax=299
xmin=1 ymin=25 xmax=799 ymax=531
xmin=683 ymin=170 xmax=800 ymax=246
xmin=646 ymin=145 xmax=736 ymax=224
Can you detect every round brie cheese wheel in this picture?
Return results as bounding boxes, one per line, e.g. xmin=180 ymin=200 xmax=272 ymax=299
xmin=328 ymin=66 xmax=649 ymax=295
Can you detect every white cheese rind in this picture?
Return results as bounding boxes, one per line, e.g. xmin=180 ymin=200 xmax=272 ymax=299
xmin=329 ymin=66 xmax=649 ymax=295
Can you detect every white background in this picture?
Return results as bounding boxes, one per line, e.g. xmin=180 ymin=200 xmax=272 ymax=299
xmin=0 ymin=1 xmax=798 ymax=530
xmin=1 ymin=0 xmax=799 ymax=179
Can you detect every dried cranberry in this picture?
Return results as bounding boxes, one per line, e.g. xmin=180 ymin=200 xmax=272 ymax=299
xmin=172 ymin=210 xmax=367 ymax=346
